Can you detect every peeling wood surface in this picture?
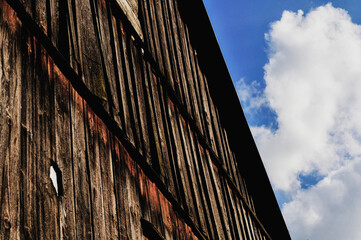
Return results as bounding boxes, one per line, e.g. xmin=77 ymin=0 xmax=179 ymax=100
xmin=0 ymin=0 xmax=277 ymax=239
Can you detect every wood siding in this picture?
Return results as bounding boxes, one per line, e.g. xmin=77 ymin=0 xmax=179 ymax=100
xmin=0 ymin=0 xmax=287 ymax=239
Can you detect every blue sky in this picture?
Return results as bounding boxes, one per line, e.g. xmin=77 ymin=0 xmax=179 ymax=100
xmin=204 ymin=0 xmax=361 ymax=128
xmin=204 ymin=1 xmax=361 ymax=239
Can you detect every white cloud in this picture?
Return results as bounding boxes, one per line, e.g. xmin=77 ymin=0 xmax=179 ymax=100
xmin=235 ymin=78 xmax=268 ymax=123
xmin=238 ymin=3 xmax=361 ymax=239
xmin=283 ymin=159 xmax=361 ymax=239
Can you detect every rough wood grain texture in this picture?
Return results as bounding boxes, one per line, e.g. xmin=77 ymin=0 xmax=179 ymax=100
xmin=113 ymin=18 xmax=134 ymax=142
xmin=130 ymin=39 xmax=152 ymax=161
xmin=53 ymin=65 xmax=77 ymax=240
xmin=153 ymin=0 xmax=174 ymax=88
xmin=164 ymin=0 xmax=186 ymax=105
xmin=183 ymin=26 xmax=204 ymax=134
xmin=188 ymin=130 xmax=215 ymax=239
xmin=97 ymin=119 xmax=119 ymax=240
xmin=19 ymin=30 xmax=36 ymax=240
xmin=114 ymin=0 xmax=142 ymax=39
xmin=167 ymin=99 xmax=194 ymax=214
xmin=173 ymin=4 xmax=195 ymax=119
xmin=206 ymin=155 xmax=232 ymax=240
xmin=111 ymin=137 xmax=129 ymax=238
xmin=96 ymin=0 xmax=122 ymax=127
xmin=149 ymin=72 xmax=168 ymax=176
xmin=74 ymin=0 xmax=107 ymax=101
xmin=197 ymin=146 xmax=224 ymax=239
xmin=69 ymin=88 xmax=93 ymax=239
xmin=145 ymin=0 xmax=165 ymax=80
xmin=0 ymin=4 xmax=22 ymax=238
xmin=36 ymin=44 xmax=60 ymax=240
xmin=0 ymin=0 xmax=279 ymax=239
xmin=119 ymin=24 xmax=141 ymax=148
xmin=64 ymin=0 xmax=81 ymax=74
xmin=84 ymin=103 xmax=107 ymax=240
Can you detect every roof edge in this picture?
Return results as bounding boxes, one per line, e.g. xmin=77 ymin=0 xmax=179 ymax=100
xmin=177 ymin=1 xmax=291 ymax=239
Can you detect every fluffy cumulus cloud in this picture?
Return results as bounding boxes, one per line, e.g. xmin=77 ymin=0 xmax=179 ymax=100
xmin=237 ymin=3 xmax=361 ymax=239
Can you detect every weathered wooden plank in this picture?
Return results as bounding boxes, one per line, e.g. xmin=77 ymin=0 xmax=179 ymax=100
xmin=111 ymin=137 xmax=129 ymax=238
xmin=220 ymin=180 xmax=242 ymax=240
xmin=74 ymin=0 xmax=107 ymax=100
xmin=130 ymin=39 xmax=152 ymax=161
xmin=146 ymin=179 xmax=166 ymax=239
xmin=241 ymin=177 xmax=253 ymax=210
xmin=232 ymin=194 xmax=248 ymax=240
xmin=35 ymin=0 xmax=48 ymax=34
xmin=214 ymin=107 xmax=228 ymax=159
xmin=206 ymin=154 xmax=232 ymax=240
xmin=193 ymin=55 xmax=211 ymax=144
xmin=199 ymin=74 xmax=217 ymax=154
xmin=183 ymin=122 xmax=210 ymax=235
xmin=153 ymin=0 xmax=174 ymax=88
xmin=204 ymin=78 xmax=225 ymax=161
xmin=126 ymin=149 xmax=143 ymax=239
xmin=95 ymin=0 xmax=123 ymax=127
xmin=167 ymin=99 xmax=195 ymax=216
xmin=148 ymin=72 xmax=169 ymax=177
xmin=65 ymin=0 xmax=81 ymax=74
xmin=52 ymin=62 xmax=77 ymax=239
xmin=164 ymin=0 xmax=187 ymax=105
xmin=240 ymin=200 xmax=253 ymax=239
xmin=222 ymin=126 xmax=242 ymax=192
xmin=191 ymin=49 xmax=208 ymax=136
xmin=145 ymin=0 xmax=165 ymax=78
xmin=97 ymin=119 xmax=119 ymax=240
xmin=83 ymin=103 xmax=107 ymax=240
xmin=36 ymin=45 xmax=60 ymax=240
xmin=156 ymin=83 xmax=180 ymax=200
xmin=173 ymin=5 xmax=195 ymax=118
xmin=0 ymin=8 xmax=22 ymax=238
xmin=112 ymin=18 xmax=134 ymax=139
xmin=183 ymin=26 xmax=204 ymax=135
xmin=163 ymin=96 xmax=186 ymax=205
xmin=247 ymin=211 xmax=257 ymax=240
xmin=125 ymin=36 xmax=147 ymax=154
xmin=137 ymin=166 xmax=152 ymax=229
xmin=225 ymin=186 xmax=245 ymax=240
xmin=69 ymin=88 xmax=93 ymax=239
xmin=139 ymin=0 xmax=156 ymax=64
xmin=188 ymin=130 xmax=215 ymax=239
xmin=160 ymin=0 xmax=180 ymax=93
xmin=227 ymin=147 xmax=241 ymax=192
xmin=141 ymin=61 xmax=164 ymax=169
xmin=118 ymin=23 xmax=141 ymax=148
xmin=196 ymin=146 xmax=224 ymax=239
xmin=114 ymin=0 xmax=142 ymax=39
xmin=18 ymin=29 xmax=36 ymax=240
xmin=176 ymin=114 xmax=203 ymax=228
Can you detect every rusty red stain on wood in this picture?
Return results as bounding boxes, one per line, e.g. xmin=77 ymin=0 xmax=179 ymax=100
xmin=0 ymin=0 xmax=21 ymax=33
xmin=98 ymin=119 xmax=109 ymax=146
xmin=159 ymin=190 xmax=172 ymax=231
xmin=119 ymin=19 xmax=125 ymax=36
xmin=168 ymin=98 xmax=175 ymax=111
xmin=85 ymin=103 xmax=97 ymax=134
xmin=181 ymin=115 xmax=187 ymax=128
xmin=99 ymin=0 xmax=106 ymax=9
xmin=198 ymin=144 xmax=204 ymax=154
xmin=147 ymin=180 xmax=161 ymax=214
xmin=19 ymin=32 xmax=203 ymax=238
xmin=211 ymin=161 xmax=218 ymax=173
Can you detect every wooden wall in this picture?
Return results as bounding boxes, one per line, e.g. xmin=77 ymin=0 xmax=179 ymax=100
xmin=0 ymin=0 xmax=274 ymax=239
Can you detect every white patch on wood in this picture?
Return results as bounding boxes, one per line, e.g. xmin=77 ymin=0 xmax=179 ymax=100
xmin=50 ymin=166 xmax=58 ymax=195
